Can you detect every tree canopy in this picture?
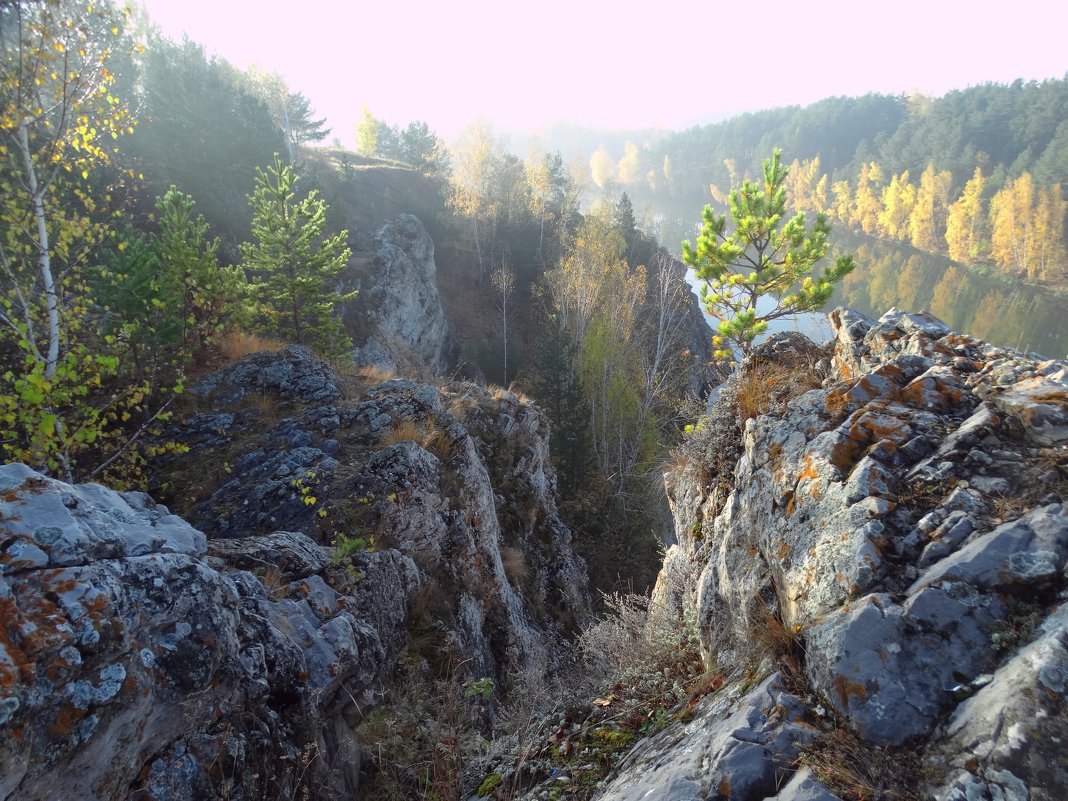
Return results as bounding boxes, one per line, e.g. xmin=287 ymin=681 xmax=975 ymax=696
xmin=683 ymin=149 xmax=855 ymax=361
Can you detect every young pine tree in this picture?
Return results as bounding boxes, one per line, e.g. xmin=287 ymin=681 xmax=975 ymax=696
xmin=682 ymin=148 xmax=855 ymax=362
xmin=241 ymin=155 xmax=355 ymax=358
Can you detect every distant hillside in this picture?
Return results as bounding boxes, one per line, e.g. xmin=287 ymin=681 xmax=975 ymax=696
xmin=578 ymin=79 xmax=1068 ymax=286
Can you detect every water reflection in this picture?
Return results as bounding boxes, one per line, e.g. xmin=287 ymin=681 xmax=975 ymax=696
xmin=830 ymin=230 xmax=1068 ymax=358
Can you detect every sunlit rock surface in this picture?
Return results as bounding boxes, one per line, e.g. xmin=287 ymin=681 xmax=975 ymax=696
xmin=0 ymin=463 xmax=400 ymax=800
xmin=626 ymin=306 xmax=1068 ymax=800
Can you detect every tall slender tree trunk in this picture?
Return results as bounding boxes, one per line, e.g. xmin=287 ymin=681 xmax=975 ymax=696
xmin=18 ymin=123 xmax=59 ymax=380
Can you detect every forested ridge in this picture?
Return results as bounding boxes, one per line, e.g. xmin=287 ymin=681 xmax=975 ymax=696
xmin=579 ymin=80 xmax=1068 ymax=286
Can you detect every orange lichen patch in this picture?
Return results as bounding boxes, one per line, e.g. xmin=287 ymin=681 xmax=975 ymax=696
xmin=870 ymin=363 xmax=906 ymax=384
xmin=826 ymin=374 xmax=900 ymax=421
xmin=785 ymin=494 xmax=797 ymax=517
xmin=798 ymin=455 xmax=821 ymax=483
xmin=825 ymin=388 xmax=850 ymax=420
xmin=1020 ymin=389 xmax=1068 ymax=405
xmin=828 ymin=438 xmax=862 ymax=473
xmin=49 ymin=704 xmax=87 ymax=739
xmin=849 ymin=411 xmax=911 ymax=445
xmin=942 ymin=333 xmax=974 ymax=348
xmin=776 ymin=540 xmax=792 ymax=561
xmin=833 ymin=675 xmax=868 ymax=708
xmin=718 ymin=779 xmax=732 ymax=797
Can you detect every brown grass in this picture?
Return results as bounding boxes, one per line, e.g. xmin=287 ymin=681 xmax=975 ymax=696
xmin=736 ymin=358 xmax=823 ymax=420
xmin=356 ymin=363 xmax=397 ymax=384
xmin=219 ymin=330 xmax=285 ymax=363
xmin=800 ymin=724 xmax=926 ymax=801
xmin=749 ymin=594 xmax=805 ymax=681
xmin=988 ymin=447 xmax=1068 ymax=523
xmin=244 ymin=393 xmax=281 ymax=427
xmin=255 ymin=566 xmax=290 ymax=602
xmin=378 ymin=419 xmax=451 ymax=458
xmin=500 ymin=545 xmax=530 ymax=586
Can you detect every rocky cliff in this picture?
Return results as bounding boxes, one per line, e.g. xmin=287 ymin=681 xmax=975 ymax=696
xmin=347 ymin=214 xmax=452 ymax=374
xmin=597 ymin=307 xmax=1067 ymax=801
xmin=0 ymin=345 xmax=589 ymax=800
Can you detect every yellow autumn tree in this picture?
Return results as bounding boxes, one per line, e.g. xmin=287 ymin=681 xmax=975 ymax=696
xmin=830 ymin=179 xmax=853 ymax=222
xmin=945 ymin=167 xmax=987 ymax=264
xmin=1029 ymin=184 xmax=1067 ymax=281
xmin=990 ymin=173 xmax=1034 ymax=276
xmin=852 ymin=162 xmax=884 ymax=235
xmin=589 ymin=145 xmax=616 ymax=190
xmin=909 ymin=163 xmax=953 ymax=252
xmin=877 ymin=170 xmax=916 ymax=240
xmin=785 ymin=156 xmax=826 ymax=214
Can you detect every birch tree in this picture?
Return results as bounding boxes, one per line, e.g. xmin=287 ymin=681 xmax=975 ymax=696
xmin=0 ymin=0 xmax=137 ymax=476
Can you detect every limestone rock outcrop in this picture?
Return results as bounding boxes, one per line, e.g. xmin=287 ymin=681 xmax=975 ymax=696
xmin=0 ymin=462 xmax=414 ymax=801
xmin=160 ymin=347 xmax=589 ymax=683
xmin=349 ymin=214 xmax=451 ymax=373
xmin=614 ymin=307 xmax=1068 ymax=800
xmin=1 ymin=344 xmax=589 ymax=800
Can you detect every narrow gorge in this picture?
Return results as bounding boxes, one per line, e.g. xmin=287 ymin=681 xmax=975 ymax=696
xmin=1 ymin=215 xmax=1066 ymax=801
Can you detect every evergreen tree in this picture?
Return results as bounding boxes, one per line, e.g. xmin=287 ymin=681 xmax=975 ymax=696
xmin=614 ymin=192 xmax=639 ymax=262
xmin=683 ymin=149 xmax=855 ymax=362
xmin=241 ymin=156 xmax=354 ymax=357
xmin=153 ymin=188 xmax=248 ymax=358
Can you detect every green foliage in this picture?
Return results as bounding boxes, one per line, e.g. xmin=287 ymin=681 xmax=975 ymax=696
xmin=0 ymin=0 xmax=160 ymax=482
xmin=683 ymin=149 xmax=855 ymax=361
xmin=376 ymin=119 xmax=451 ymax=176
xmin=153 ymin=187 xmax=249 ymax=355
xmin=241 ymin=155 xmax=355 ymax=358
xmin=476 ymin=772 xmax=503 ymax=797
xmin=463 ymin=677 xmax=494 ymax=701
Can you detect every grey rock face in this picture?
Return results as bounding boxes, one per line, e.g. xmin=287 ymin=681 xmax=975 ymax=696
xmin=351 ymin=214 xmax=450 ymax=373
xmin=655 ymin=306 xmax=1068 ymax=796
xmin=930 ymin=606 xmax=1068 ymax=801
xmin=158 ymin=348 xmax=589 ymax=704
xmin=1 ymin=340 xmax=591 ymax=799
xmin=594 ymin=674 xmax=830 ymax=801
xmin=0 ymin=464 xmax=410 ymax=801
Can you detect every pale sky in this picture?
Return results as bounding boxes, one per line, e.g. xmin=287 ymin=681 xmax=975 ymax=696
xmin=138 ymin=0 xmax=1068 ymax=144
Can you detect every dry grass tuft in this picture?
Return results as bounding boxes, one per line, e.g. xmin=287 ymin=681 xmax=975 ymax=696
xmin=800 ymin=724 xmax=927 ymax=801
xmin=244 ymin=392 xmax=281 ymax=427
xmin=988 ymin=446 xmax=1068 ymax=523
xmin=255 ymin=566 xmax=290 ymax=602
xmin=378 ymin=419 xmax=451 ymax=458
xmin=736 ymin=358 xmax=823 ymax=420
xmin=500 ymin=545 xmax=530 ymax=586
xmin=749 ymin=594 xmax=805 ymax=680
xmin=218 ymin=330 xmax=285 ymax=363
xmin=356 ymin=363 xmax=397 ymax=384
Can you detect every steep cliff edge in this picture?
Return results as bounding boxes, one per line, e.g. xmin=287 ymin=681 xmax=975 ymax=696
xmin=597 ymin=308 xmax=1067 ymax=801
xmin=0 ymin=345 xmax=589 ymax=800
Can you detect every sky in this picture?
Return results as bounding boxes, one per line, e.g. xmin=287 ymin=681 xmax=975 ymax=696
xmin=138 ymin=0 xmax=1068 ymax=145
